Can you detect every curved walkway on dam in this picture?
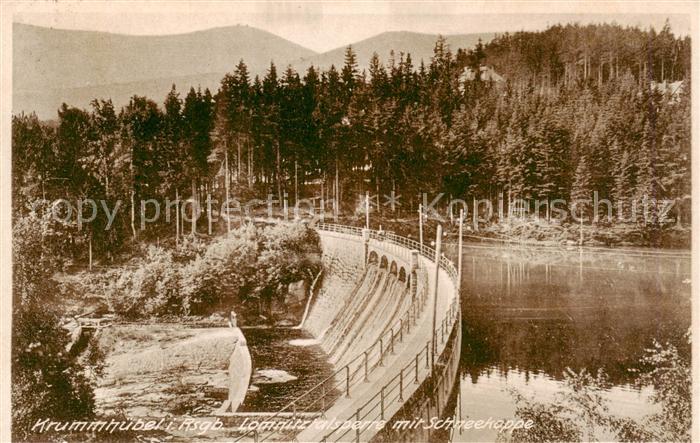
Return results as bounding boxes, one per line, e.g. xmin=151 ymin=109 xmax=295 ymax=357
xmin=234 ymin=223 xmax=461 ymax=443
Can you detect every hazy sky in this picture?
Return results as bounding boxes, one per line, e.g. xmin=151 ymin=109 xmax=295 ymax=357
xmin=13 ymin=2 xmax=693 ymax=53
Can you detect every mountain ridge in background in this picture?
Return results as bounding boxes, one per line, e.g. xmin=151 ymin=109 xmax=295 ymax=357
xmin=291 ymin=30 xmax=493 ymax=73
xmin=13 ymin=23 xmax=318 ymax=90
xmin=13 ymin=23 xmax=491 ymax=119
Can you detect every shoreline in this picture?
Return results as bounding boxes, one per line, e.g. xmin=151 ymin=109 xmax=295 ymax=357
xmin=324 ymin=215 xmax=691 ymax=251
xmin=451 ymin=232 xmax=691 ymax=255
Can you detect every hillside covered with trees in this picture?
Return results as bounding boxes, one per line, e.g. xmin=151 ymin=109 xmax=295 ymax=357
xmin=12 ymin=21 xmax=691 ymax=260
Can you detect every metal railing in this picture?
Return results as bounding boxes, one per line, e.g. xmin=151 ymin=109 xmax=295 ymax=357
xmin=315 ymin=223 xmax=462 ymax=443
xmin=379 ymin=304 xmax=462 ymax=443
xmin=321 ymin=299 xmax=460 ymax=443
xmin=317 ymin=223 xmax=459 ymax=283
xmin=233 ymin=224 xmax=433 ymax=442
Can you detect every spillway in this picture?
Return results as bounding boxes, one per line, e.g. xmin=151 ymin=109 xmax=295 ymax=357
xmin=318 ymin=265 xmax=411 ymax=367
xmin=303 ymin=231 xmax=413 ymax=369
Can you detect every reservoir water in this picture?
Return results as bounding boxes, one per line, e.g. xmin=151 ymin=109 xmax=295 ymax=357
xmin=445 ymin=242 xmax=691 ymax=442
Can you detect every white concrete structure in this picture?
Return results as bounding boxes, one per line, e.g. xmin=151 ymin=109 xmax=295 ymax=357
xmin=234 ymin=224 xmax=461 ymax=442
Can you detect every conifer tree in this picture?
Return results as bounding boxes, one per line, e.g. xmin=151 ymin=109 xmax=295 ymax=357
xmin=571 ymin=155 xmax=593 ymax=219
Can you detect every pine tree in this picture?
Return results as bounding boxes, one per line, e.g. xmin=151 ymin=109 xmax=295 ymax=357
xmin=571 ymin=155 xmax=593 ymax=219
xmin=301 ymin=66 xmax=321 ymax=189
xmin=261 ymin=63 xmax=282 ymax=201
xmin=612 ymin=147 xmax=635 ymax=221
xmin=12 ymin=113 xmax=54 ymax=205
xmin=182 ymin=87 xmax=214 ymax=188
xmin=161 ymin=85 xmax=185 ymax=195
xmin=635 ymin=120 xmax=658 ymax=225
xmin=341 ymin=46 xmax=359 ymax=100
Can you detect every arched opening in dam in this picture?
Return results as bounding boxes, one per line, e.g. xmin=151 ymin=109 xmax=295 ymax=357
xmin=389 ymin=260 xmax=398 ymax=276
xmin=398 ymin=266 xmax=407 ymax=283
xmin=368 ymin=250 xmax=379 ymax=265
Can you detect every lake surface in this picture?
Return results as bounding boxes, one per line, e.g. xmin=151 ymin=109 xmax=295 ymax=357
xmin=444 ymin=242 xmax=691 ymax=442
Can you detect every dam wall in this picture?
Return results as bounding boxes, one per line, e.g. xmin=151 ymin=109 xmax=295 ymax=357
xmin=304 ymin=230 xmax=420 ymax=369
xmin=233 ymin=223 xmax=461 ymax=442
xmin=299 ymin=225 xmax=461 ymax=443
xmin=319 ymin=265 xmax=412 ymax=368
xmin=303 ymin=232 xmax=365 ymax=339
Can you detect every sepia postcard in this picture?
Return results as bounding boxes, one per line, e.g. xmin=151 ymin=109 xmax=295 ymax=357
xmin=1 ymin=1 xmax=698 ymax=442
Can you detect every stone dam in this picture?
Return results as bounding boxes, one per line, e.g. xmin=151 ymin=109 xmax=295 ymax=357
xmin=228 ymin=223 xmax=462 ymax=442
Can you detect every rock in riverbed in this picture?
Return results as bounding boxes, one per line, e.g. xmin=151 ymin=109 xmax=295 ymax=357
xmin=252 ymin=369 xmax=298 ymax=384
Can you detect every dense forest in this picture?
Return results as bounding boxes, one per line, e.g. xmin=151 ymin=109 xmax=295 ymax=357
xmin=12 ymin=22 xmax=691 ymax=259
